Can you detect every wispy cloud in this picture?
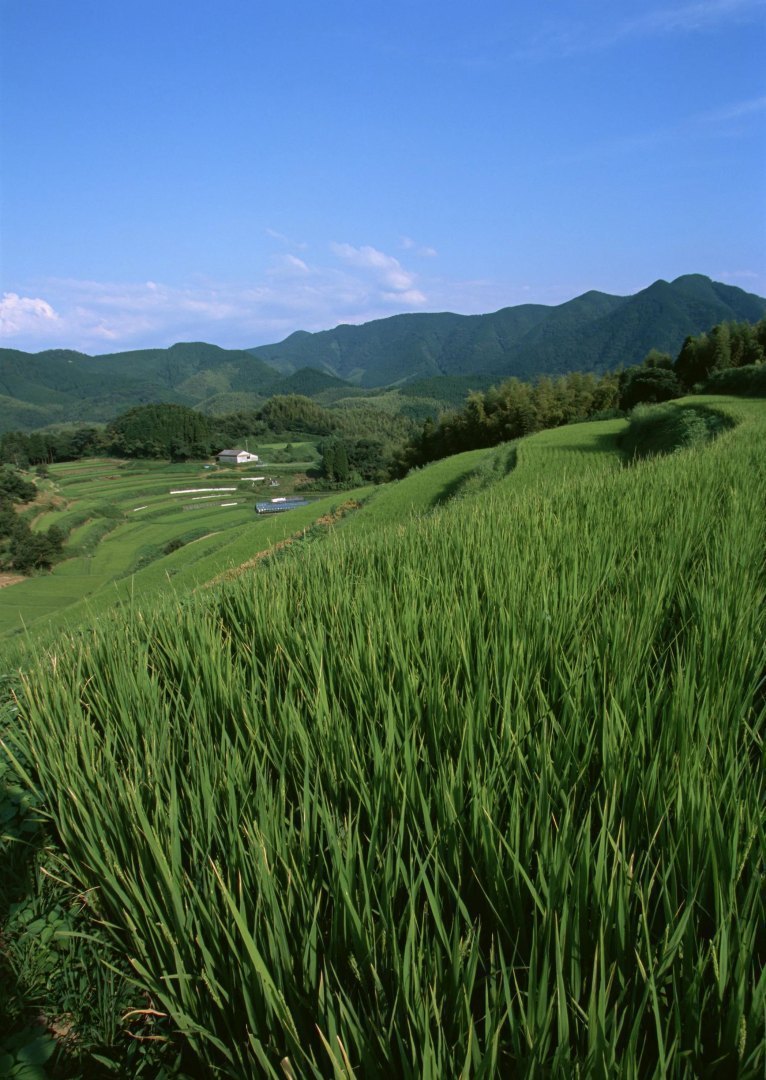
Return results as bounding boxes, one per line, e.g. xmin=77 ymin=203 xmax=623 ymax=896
xmin=717 ymin=268 xmax=764 ymax=283
xmin=543 ymin=91 xmax=766 ymax=169
xmin=8 ymin=247 xmax=756 ymax=355
xmin=269 ymin=254 xmax=311 ymax=275
xmin=0 ymin=242 xmax=433 ymax=352
xmin=626 ymin=0 xmax=766 ymax=36
xmin=695 ymin=94 xmax=766 ymax=125
xmin=264 ymin=227 xmax=309 ymax=250
xmin=401 ymin=236 xmax=439 ymax=258
xmin=519 ymin=0 xmax=765 ymax=59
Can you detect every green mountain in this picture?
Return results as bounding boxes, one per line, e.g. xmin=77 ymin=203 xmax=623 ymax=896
xmin=0 ymin=343 xmax=296 ymax=432
xmin=1 ymin=275 xmax=764 ymax=433
xmin=248 ymin=275 xmax=766 ymax=385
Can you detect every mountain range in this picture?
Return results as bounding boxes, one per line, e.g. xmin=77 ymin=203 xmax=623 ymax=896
xmin=247 ymin=274 xmax=766 ymax=385
xmin=1 ymin=274 xmax=764 ymax=432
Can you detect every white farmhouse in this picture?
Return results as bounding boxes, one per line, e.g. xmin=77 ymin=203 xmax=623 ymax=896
xmin=217 ymin=448 xmax=260 ymax=465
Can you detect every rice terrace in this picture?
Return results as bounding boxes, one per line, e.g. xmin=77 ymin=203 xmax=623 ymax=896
xmin=0 ymin=352 xmax=763 ymax=1076
xmin=3 ymin=0 xmax=765 ymax=1071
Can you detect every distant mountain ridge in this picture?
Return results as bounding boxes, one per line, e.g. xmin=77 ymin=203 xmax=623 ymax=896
xmin=0 ymin=343 xmax=299 ymax=431
xmin=1 ymin=275 xmax=764 ymax=432
xmin=247 ymin=275 xmax=766 ymax=386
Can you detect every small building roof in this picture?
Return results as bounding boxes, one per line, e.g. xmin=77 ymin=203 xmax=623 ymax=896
xmin=217 ymin=448 xmax=259 ymax=459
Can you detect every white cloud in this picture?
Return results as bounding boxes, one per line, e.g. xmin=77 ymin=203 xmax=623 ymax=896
xmin=0 ymin=254 xmax=431 ymax=352
xmin=545 ymin=89 xmax=766 ymax=170
xmin=718 ymin=269 xmax=766 ymax=289
xmin=0 ymin=293 xmax=60 ymax=336
xmin=628 ymin=0 xmax=766 ymax=36
xmin=0 ymin=269 xmax=611 ymax=353
xmin=330 ymin=242 xmax=424 ymax=296
xmin=4 ymin=255 xmax=715 ymax=355
xmin=384 ymin=288 xmax=428 ymax=304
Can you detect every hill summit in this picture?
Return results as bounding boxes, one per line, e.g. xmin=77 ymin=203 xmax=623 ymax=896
xmin=247 ymin=274 xmax=766 ymax=386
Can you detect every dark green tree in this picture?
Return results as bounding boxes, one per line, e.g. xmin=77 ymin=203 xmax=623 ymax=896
xmin=619 ymin=367 xmax=681 ymax=410
xmin=321 ymin=441 xmax=338 ymax=481
xmin=107 ymin=404 xmax=213 ymax=459
xmin=334 ymin=441 xmax=350 ymax=482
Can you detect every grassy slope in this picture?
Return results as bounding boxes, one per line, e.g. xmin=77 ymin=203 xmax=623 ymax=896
xmin=0 ymin=407 xmax=695 ymax=639
xmin=0 ymin=492 xmax=371 ymax=639
xmin=0 ymin=442 xmax=505 ymax=639
xmin=3 ymin=397 xmax=764 ymax=1075
xmin=0 ymin=403 xmax=736 ymax=639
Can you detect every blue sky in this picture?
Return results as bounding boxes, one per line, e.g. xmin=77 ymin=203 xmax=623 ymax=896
xmin=1 ymin=0 xmax=764 ymax=353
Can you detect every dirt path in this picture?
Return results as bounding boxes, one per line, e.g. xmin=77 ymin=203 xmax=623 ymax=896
xmin=0 ymin=573 xmax=26 ymax=589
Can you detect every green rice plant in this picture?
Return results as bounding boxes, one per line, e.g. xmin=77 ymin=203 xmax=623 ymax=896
xmin=3 ymin=398 xmax=765 ymax=1076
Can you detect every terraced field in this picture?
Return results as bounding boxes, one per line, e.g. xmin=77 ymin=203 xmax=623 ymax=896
xmin=0 ymin=459 xmax=351 ymax=636
xmin=0 ymin=417 xmax=631 ymax=638
xmin=0 ymin=408 xmax=707 ymax=638
xmin=3 ymin=396 xmax=763 ymax=1076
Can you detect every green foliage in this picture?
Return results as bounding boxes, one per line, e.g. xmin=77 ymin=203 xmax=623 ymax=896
xmin=3 ymin=528 xmax=66 ymax=574
xmin=0 ymin=426 xmax=109 ymax=470
xmin=0 ymin=715 xmax=185 ymax=1077
xmin=676 ymin=319 xmax=766 ymax=389
xmin=0 ymin=342 xmax=278 ymax=433
xmin=620 ymin=402 xmax=734 ymax=459
xmin=271 ymin=367 xmax=351 ymax=397
xmin=395 ymin=315 xmax=760 ymax=477
xmin=3 ymin=399 xmax=765 ymax=1076
xmin=210 ymin=399 xmax=413 ymax=477
xmin=618 ymin=365 xmax=681 ymax=409
xmin=344 ymin=437 xmax=388 ymax=481
xmin=612 ymin=316 xmax=765 ymax=412
xmin=3 ymin=278 xmax=765 ymax=434
xmin=399 ymin=374 xmax=493 ymax=405
xmin=0 ymin=467 xmax=37 ymax=506
xmin=320 ymin=438 xmax=350 ymax=482
xmin=702 ymin=362 xmax=766 ymax=397
xmin=0 ymin=469 xmax=65 ymax=573
xmin=254 ymin=395 xmax=338 ymax=435
xmin=394 ymin=371 xmax=620 ymax=473
xmin=107 ymin=404 xmax=214 ymax=459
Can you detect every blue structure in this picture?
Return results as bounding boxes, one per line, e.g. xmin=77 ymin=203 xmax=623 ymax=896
xmin=255 ymin=498 xmax=311 ymax=515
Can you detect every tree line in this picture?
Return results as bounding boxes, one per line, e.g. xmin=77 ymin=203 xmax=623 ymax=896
xmin=1 ymin=316 xmax=763 ymax=477
xmin=393 ymin=317 xmax=766 ymax=474
xmin=0 ymin=466 xmax=66 ymax=572
xmin=0 ymin=395 xmax=414 ymax=469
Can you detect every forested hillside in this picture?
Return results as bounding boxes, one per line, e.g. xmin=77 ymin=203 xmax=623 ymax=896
xmin=2 ymin=275 xmax=764 ymax=431
xmin=249 ymin=274 xmax=766 ymax=384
